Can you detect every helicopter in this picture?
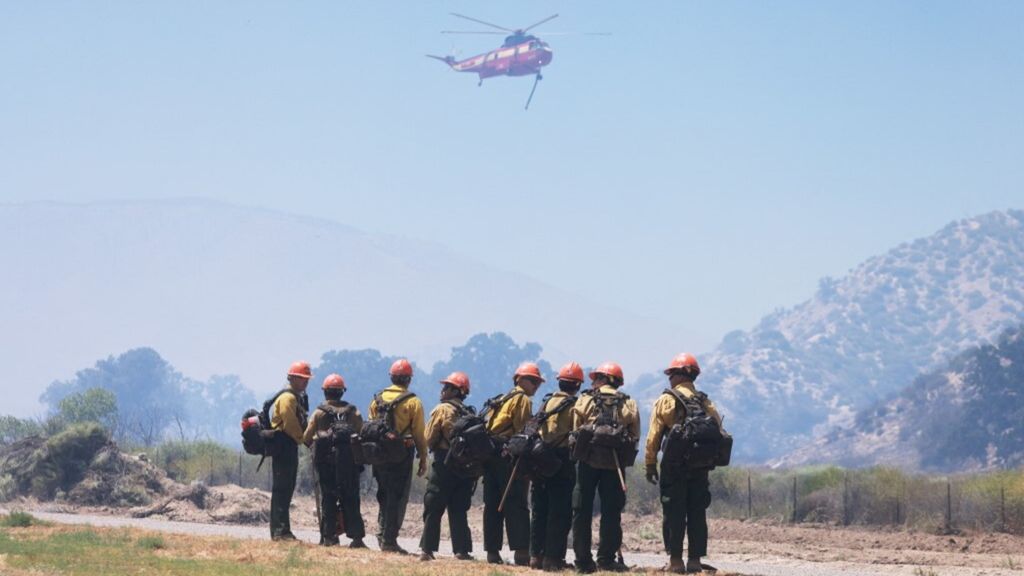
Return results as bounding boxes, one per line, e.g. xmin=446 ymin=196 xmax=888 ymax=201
xmin=427 ymin=13 xmax=608 ymax=110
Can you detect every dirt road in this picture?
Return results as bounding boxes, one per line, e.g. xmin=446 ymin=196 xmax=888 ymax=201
xmin=6 ymin=508 xmax=1022 ymax=576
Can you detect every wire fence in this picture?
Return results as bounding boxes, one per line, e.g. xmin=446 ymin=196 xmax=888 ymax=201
xmin=152 ymin=442 xmax=1024 ymax=535
xmin=698 ymin=466 xmax=1024 ymax=535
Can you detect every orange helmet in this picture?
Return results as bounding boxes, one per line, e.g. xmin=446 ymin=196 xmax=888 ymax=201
xmin=322 ymin=373 xmax=346 ymax=390
xmin=389 ymin=359 xmax=414 ymax=377
xmin=589 ymin=362 xmax=624 ymax=382
xmin=557 ymin=362 xmax=585 ymax=383
xmin=664 ymin=353 xmax=701 ymax=375
xmin=287 ymin=361 xmax=312 ymax=380
xmin=439 ymin=371 xmax=471 ymax=393
xmin=513 ymin=362 xmax=546 ymax=384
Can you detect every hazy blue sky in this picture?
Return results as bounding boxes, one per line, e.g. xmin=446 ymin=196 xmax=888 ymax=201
xmin=2 ymin=1 xmax=1022 ymax=350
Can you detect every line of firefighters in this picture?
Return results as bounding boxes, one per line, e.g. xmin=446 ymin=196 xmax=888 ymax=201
xmin=264 ymin=353 xmax=724 ymax=574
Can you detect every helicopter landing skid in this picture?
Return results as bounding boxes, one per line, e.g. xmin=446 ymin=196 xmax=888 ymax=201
xmin=525 ymin=73 xmax=542 ymax=110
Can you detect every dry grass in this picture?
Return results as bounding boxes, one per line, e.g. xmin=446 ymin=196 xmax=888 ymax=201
xmin=0 ymin=521 xmax=751 ymax=576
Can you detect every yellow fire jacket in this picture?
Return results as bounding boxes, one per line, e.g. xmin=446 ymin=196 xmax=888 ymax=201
xmin=425 ymin=398 xmax=466 ymax=452
xmin=486 ymin=385 xmax=533 ymax=440
xmin=270 ymin=388 xmax=307 ymax=445
xmin=538 ymin=391 xmax=577 ymax=448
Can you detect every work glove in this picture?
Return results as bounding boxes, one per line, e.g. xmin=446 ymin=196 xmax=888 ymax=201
xmin=645 ymin=463 xmax=659 ymax=485
xmin=417 ymin=458 xmax=428 ymax=478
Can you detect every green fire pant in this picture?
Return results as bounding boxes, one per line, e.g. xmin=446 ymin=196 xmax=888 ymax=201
xmin=530 ymin=452 xmax=575 ymax=561
xmin=372 ymin=451 xmax=413 ymax=545
xmin=572 ymin=461 xmax=626 ymax=566
xmin=316 ymin=456 xmax=366 ymax=542
xmin=660 ymin=464 xmax=711 ymax=559
xmin=420 ymin=450 xmax=475 ymax=554
xmin=270 ymin=440 xmax=298 ymax=538
xmin=482 ymin=455 xmax=529 ymax=552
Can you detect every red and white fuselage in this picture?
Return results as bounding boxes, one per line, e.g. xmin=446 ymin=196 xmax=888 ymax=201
xmin=434 ymin=36 xmax=553 ymax=82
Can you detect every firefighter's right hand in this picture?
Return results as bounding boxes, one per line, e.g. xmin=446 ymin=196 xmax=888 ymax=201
xmin=645 ymin=464 xmax=659 ymax=484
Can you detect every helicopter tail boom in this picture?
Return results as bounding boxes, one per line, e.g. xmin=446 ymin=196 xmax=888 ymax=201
xmin=425 ymin=54 xmax=457 ymax=67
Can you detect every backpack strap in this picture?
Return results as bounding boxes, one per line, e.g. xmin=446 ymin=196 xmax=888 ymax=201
xmin=483 ymin=389 xmax=527 ymax=435
xmin=480 ymin=390 xmax=524 ymax=420
xmin=444 ymin=400 xmax=476 ymax=417
xmin=264 ymin=388 xmax=302 ymax=427
xmin=320 ymin=402 xmax=355 ymax=421
xmin=663 ymin=388 xmax=707 ymax=422
xmin=534 ymin=395 xmax=576 ymax=424
xmin=379 ymin=391 xmax=416 ymax=435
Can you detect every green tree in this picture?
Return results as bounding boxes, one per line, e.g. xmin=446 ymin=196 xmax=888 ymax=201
xmin=429 ymin=332 xmax=553 ymax=405
xmin=57 ymin=387 xmax=119 ymax=433
xmin=41 ymin=348 xmax=185 ymax=446
xmin=0 ymin=415 xmax=43 ymax=445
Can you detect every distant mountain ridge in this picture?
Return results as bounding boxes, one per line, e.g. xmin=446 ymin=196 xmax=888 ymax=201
xmin=642 ymin=210 xmax=1024 ymax=462
xmin=776 ymin=324 xmax=1024 ymax=471
xmin=0 ymin=199 xmax=688 ymax=416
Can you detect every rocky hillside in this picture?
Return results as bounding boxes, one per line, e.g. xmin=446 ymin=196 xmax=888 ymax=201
xmin=777 ymin=324 xmax=1024 ymax=471
xmin=652 ymin=210 xmax=1024 ymax=462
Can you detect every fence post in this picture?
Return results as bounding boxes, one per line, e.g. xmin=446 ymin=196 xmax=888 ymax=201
xmin=1000 ymin=485 xmax=1006 ymax=533
xmin=747 ymin=471 xmax=752 ymax=519
xmin=238 ymin=451 xmax=243 ymax=487
xmin=945 ymin=480 xmax=953 ymax=532
xmin=843 ymin=473 xmax=849 ymax=526
xmin=791 ymin=476 xmax=798 ymax=523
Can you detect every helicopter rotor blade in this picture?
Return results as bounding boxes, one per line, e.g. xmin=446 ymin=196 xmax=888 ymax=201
xmin=535 ymin=32 xmax=612 ymax=36
xmin=449 ymin=12 xmax=513 ymax=32
xmin=522 ymin=13 xmax=559 ymax=33
xmin=441 ymin=30 xmax=506 ymax=35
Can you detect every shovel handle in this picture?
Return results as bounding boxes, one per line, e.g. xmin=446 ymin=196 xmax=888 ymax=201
xmin=498 ymin=457 xmax=522 ymax=513
xmin=613 ymin=450 xmax=627 ymax=493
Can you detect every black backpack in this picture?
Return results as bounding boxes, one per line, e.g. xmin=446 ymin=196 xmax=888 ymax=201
xmin=312 ymin=402 xmax=359 ymax=462
xmin=352 ymin=391 xmax=416 ymax=466
xmin=312 ymin=402 xmax=362 ymax=489
xmin=506 ymin=393 xmax=577 ymax=479
xmin=444 ymin=402 xmax=490 ymax=478
xmin=240 ymin=389 xmax=308 ymax=469
xmin=569 ymin=391 xmax=638 ymax=470
xmin=661 ymin=388 xmax=729 ymax=469
xmin=444 ymin=390 xmax=522 ymax=478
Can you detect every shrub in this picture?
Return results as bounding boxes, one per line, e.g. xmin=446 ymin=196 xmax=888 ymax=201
xmin=0 ymin=511 xmax=42 ymax=527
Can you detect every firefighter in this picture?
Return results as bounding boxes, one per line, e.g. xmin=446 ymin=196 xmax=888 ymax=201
xmin=419 ymin=371 xmax=476 ymax=562
xmin=483 ymin=362 xmax=543 ymax=565
xmin=530 ymin=362 xmax=583 ymax=571
xmin=303 ymin=373 xmax=366 ymax=548
xmin=269 ymin=361 xmax=311 ymax=541
xmin=570 ymin=362 xmax=640 ymax=573
xmin=369 ymin=358 xmax=428 ymax=554
xmin=644 ymin=353 xmax=723 ymax=574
